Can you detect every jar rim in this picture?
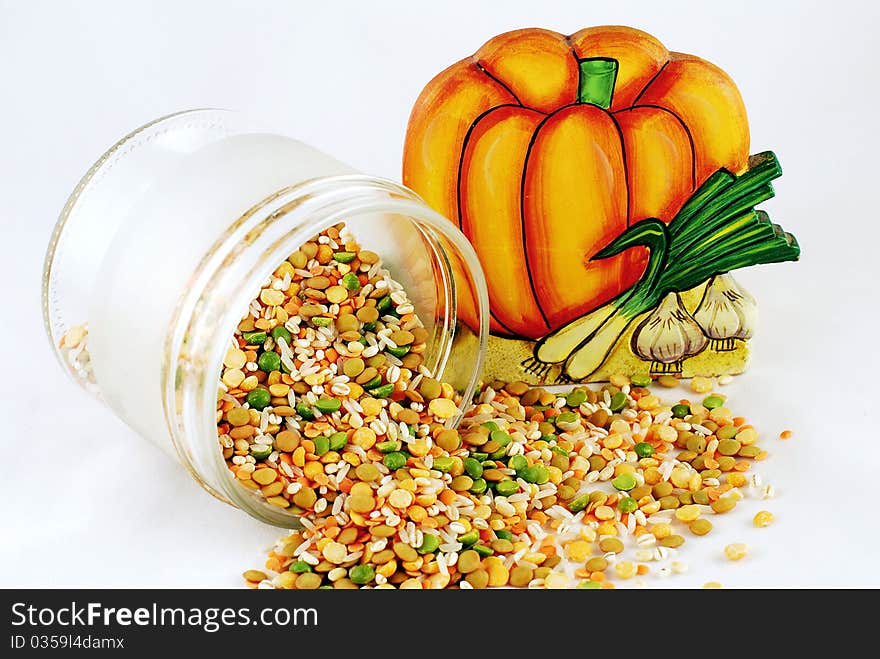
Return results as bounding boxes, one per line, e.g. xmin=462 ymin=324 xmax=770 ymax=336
xmin=164 ymin=174 xmax=489 ymax=526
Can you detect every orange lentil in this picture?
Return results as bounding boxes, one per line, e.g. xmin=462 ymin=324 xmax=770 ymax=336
xmin=439 ymin=490 xmax=457 ymax=505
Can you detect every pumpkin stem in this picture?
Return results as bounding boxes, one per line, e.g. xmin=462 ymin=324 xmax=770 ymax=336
xmin=577 ymin=57 xmax=618 ymax=109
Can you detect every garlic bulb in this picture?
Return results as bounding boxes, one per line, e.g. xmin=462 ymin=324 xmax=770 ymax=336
xmin=631 ymin=292 xmax=708 ymax=373
xmin=693 ymin=274 xmax=757 ymax=351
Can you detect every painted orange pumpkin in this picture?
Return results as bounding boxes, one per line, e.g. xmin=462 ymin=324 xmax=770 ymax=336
xmin=403 ymin=26 xmax=749 ymax=340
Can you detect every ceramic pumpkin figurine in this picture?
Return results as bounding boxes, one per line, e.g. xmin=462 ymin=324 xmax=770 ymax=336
xmin=404 ymin=26 xmax=799 ymax=382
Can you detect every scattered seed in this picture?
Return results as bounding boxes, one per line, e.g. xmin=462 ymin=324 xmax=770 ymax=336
xmin=724 ymin=543 xmax=748 ymax=561
xmin=660 ymin=535 xmax=685 ymax=548
xmin=711 ymin=497 xmax=737 ymax=514
xmin=753 ymin=510 xmax=774 ymax=528
xmin=689 ymin=519 xmax=713 ymax=536
xmin=614 ymin=561 xmax=637 ymax=579
xmin=598 ymin=537 xmax=624 ymax=554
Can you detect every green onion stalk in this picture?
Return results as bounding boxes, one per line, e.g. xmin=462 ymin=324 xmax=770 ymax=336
xmin=524 ymin=151 xmax=800 ymax=381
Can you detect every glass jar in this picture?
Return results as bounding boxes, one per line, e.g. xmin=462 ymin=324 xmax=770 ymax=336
xmin=42 ymin=109 xmax=489 ymax=527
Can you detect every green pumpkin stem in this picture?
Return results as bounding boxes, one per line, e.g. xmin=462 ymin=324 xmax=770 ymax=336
xmin=577 ymin=57 xmax=619 ymax=109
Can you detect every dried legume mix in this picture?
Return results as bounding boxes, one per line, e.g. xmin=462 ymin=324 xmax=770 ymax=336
xmin=216 ymin=223 xmax=445 ymax=514
xmin=227 ymin=224 xmax=777 ymax=589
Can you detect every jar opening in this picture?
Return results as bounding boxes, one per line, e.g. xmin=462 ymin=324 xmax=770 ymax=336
xmin=165 ymin=175 xmax=488 ymax=526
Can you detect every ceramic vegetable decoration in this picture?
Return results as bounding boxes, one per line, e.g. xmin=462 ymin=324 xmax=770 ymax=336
xmin=403 ymin=25 xmax=800 ymax=383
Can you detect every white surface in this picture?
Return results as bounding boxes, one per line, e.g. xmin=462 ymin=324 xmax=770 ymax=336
xmin=1 ymin=0 xmax=878 ymax=587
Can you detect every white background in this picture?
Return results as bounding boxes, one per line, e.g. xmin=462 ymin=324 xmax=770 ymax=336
xmin=1 ymin=0 xmax=878 ymax=587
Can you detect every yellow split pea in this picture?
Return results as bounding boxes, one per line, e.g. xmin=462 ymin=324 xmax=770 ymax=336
xmin=724 ymin=543 xmax=748 ymax=561
xmin=428 ymin=398 xmax=458 ymax=419
xmin=753 ymin=510 xmax=774 ymax=528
